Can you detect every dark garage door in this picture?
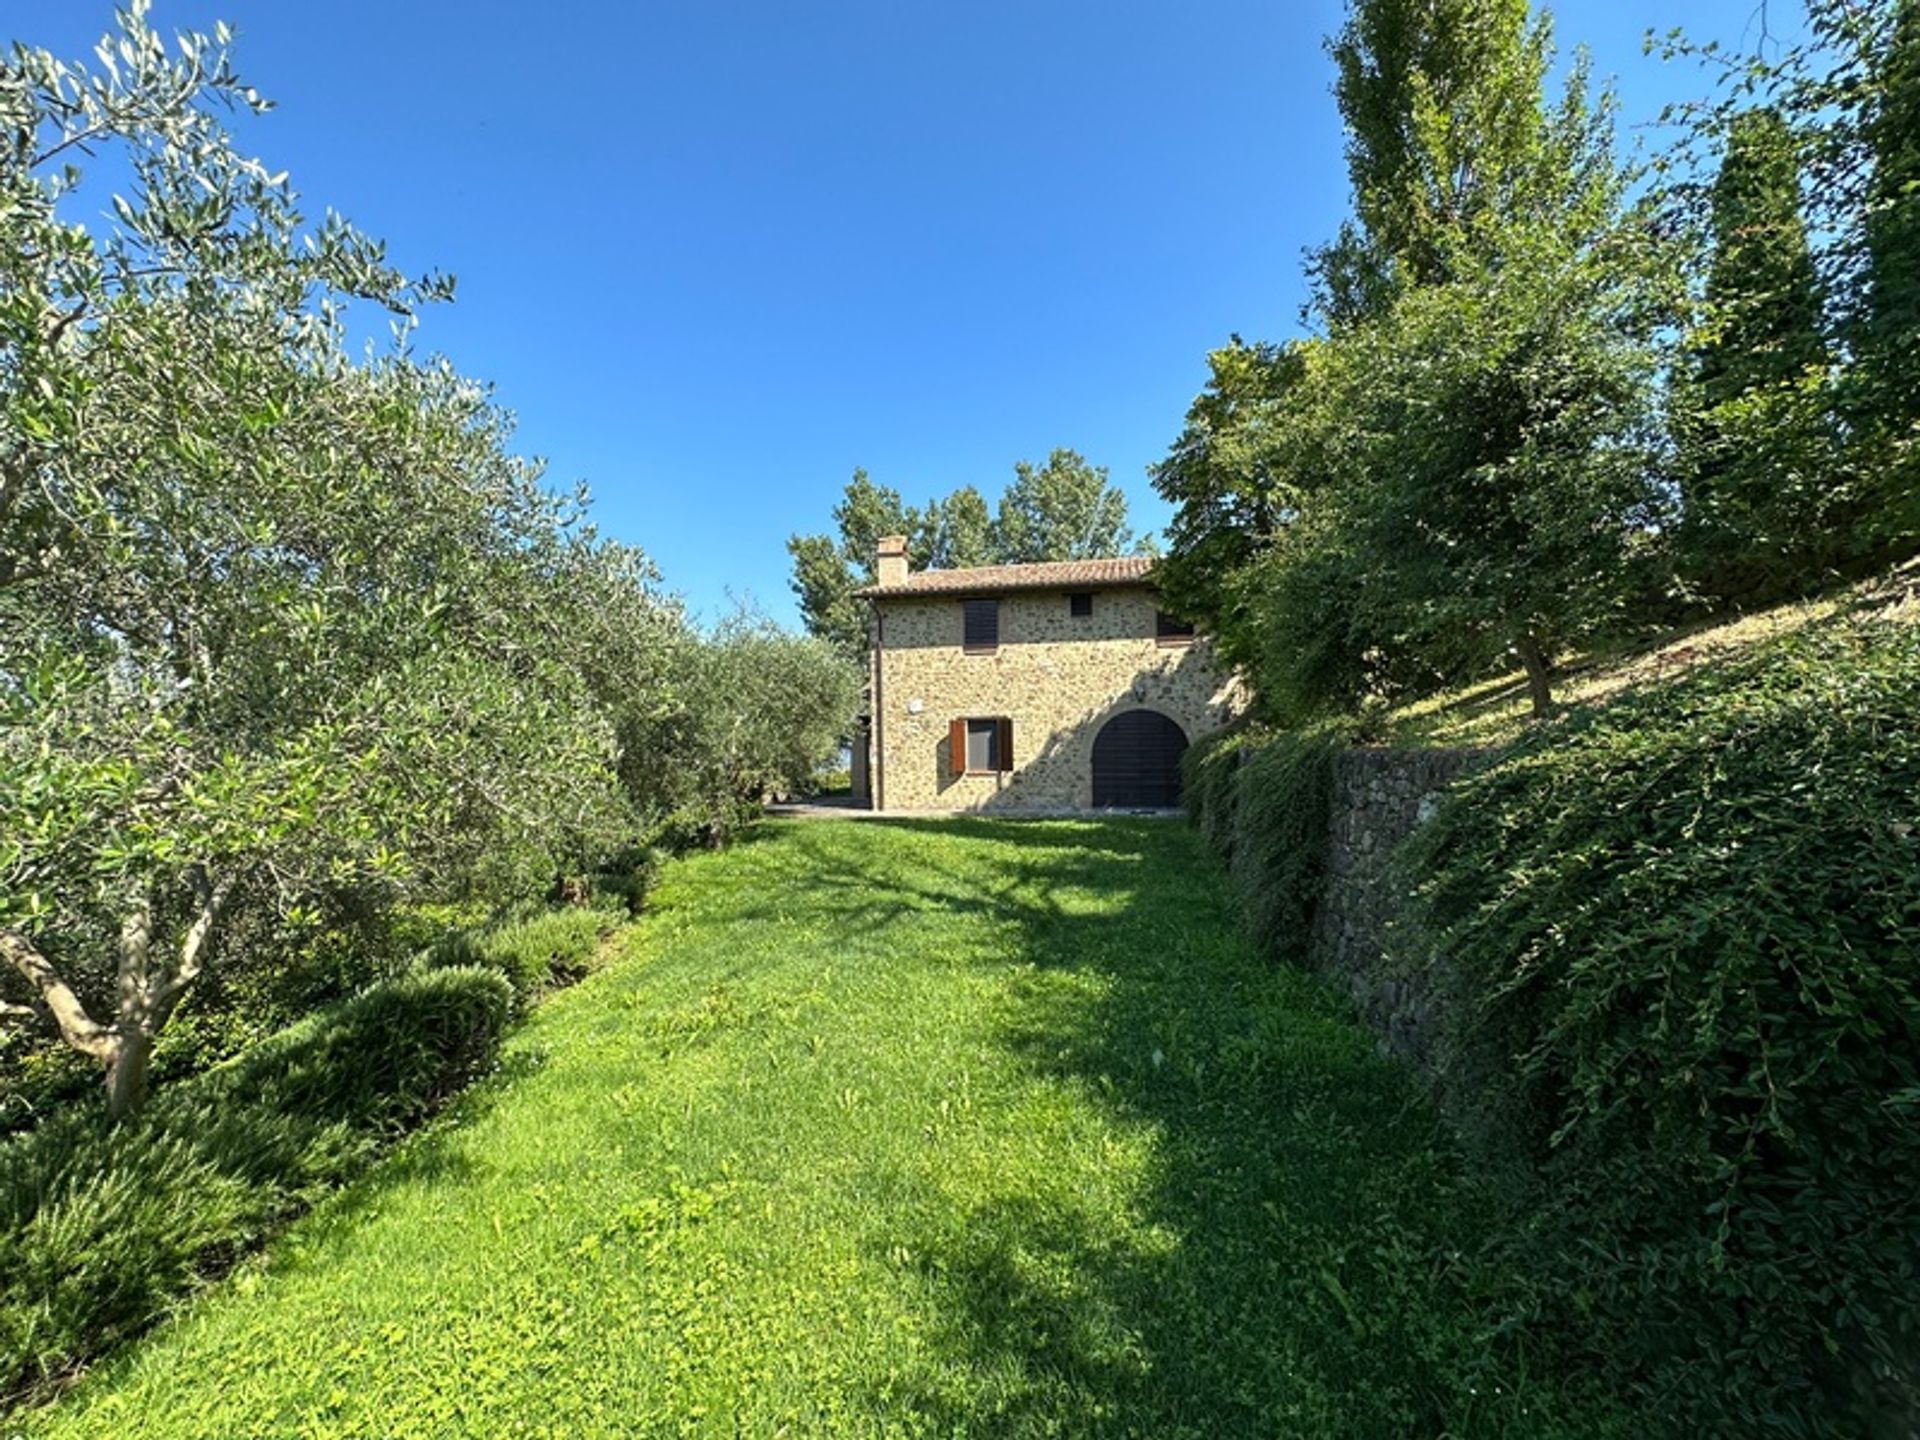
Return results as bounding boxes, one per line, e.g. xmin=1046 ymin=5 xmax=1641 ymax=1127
xmin=1091 ymin=709 xmax=1189 ymax=808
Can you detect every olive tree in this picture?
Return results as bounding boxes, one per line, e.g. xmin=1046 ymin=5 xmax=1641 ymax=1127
xmin=0 ymin=7 xmax=681 ymax=1115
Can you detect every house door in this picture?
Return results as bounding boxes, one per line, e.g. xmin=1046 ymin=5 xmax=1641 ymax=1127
xmin=1090 ymin=709 xmax=1188 ymax=808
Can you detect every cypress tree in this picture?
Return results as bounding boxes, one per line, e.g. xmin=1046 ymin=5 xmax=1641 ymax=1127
xmin=1696 ymin=109 xmax=1829 ymax=404
xmin=1856 ymin=0 xmax=1920 ymax=515
xmin=1680 ymin=107 xmax=1838 ymax=601
xmin=1862 ymin=0 xmax=1920 ymax=370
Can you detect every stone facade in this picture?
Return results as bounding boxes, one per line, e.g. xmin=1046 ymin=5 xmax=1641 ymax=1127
xmin=868 ymin=584 xmax=1241 ymax=813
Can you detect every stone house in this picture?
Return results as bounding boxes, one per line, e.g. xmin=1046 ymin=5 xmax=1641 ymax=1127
xmin=851 ymin=535 xmax=1242 ymax=813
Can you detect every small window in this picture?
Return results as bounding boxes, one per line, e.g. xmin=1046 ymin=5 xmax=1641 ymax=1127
xmin=1156 ymin=609 xmax=1196 ymax=645
xmin=950 ymin=716 xmax=1014 ymax=774
xmin=966 ymin=718 xmax=999 ymax=773
xmin=1068 ymin=592 xmax=1093 ymax=618
xmin=963 ymin=598 xmax=1000 ymax=653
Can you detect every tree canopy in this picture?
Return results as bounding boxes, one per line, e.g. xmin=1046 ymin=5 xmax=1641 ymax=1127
xmin=1 ymin=6 xmax=854 ymax=1116
xmin=1161 ymin=0 xmax=1659 ymax=720
xmin=787 ymin=449 xmax=1143 ymax=659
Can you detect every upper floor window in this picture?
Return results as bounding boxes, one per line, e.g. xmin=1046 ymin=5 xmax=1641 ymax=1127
xmin=1068 ymin=592 xmax=1094 ymax=618
xmin=963 ymin=598 xmax=1000 ymax=654
xmin=1156 ymin=610 xmax=1195 ymax=646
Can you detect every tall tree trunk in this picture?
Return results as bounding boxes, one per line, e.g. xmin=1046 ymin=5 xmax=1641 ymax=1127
xmin=1515 ymin=633 xmax=1556 ymax=718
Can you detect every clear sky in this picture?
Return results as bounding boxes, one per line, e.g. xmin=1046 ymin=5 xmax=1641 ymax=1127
xmin=19 ymin=0 xmax=1779 ymax=626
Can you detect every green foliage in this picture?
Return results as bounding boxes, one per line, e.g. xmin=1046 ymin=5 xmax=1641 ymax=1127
xmin=1695 ymin=108 xmax=1831 ymax=401
xmin=787 ymin=452 xmax=1143 ymax=659
xmin=1403 ymin=614 xmax=1920 ymax=1432
xmin=1149 ymin=339 xmax=1309 ymax=650
xmin=993 ymin=448 xmax=1139 ymax=564
xmin=0 ymin=6 xmax=671 ymax=1111
xmin=784 ymin=469 xmax=918 ymax=659
xmin=1857 ymin=0 xmax=1920 ymax=542
xmin=619 ymin=613 xmax=862 ymax=848
xmin=1159 ymin=0 xmax=1670 ymax=724
xmin=1657 ymin=0 xmax=1920 ymax=574
xmin=1674 ymin=107 xmax=1845 ymax=603
xmin=0 ymin=965 xmax=512 ymax=1406
xmin=1185 ymin=727 xmax=1353 ymax=966
xmin=1178 ymin=728 xmax=1251 ymax=858
xmin=1240 ymin=202 xmax=1674 ymax=721
xmin=1310 ymin=0 xmax=1606 ymax=328
xmin=27 ymin=820 xmax=1639 ymax=1437
xmin=0 ymin=11 xmax=834 ymax=1115
xmin=430 ymin=908 xmax=613 ymax=1000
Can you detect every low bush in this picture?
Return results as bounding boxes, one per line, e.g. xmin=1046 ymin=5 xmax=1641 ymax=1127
xmin=0 ymin=965 xmax=512 ymax=1409
xmin=429 ymin=906 xmax=615 ymax=999
xmin=1403 ymin=614 xmax=1920 ymax=1433
xmin=1185 ymin=722 xmax=1351 ymax=964
xmin=1180 ymin=728 xmax=1248 ymax=858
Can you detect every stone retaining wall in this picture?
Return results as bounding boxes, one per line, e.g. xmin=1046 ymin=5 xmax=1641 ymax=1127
xmin=1305 ymin=747 xmax=1482 ymax=1062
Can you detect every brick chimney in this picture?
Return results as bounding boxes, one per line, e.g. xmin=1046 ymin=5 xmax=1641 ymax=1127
xmin=875 ymin=534 xmax=909 ymax=588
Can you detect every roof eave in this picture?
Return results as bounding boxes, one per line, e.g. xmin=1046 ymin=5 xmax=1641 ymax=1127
xmin=854 ymin=574 xmax=1159 ymax=601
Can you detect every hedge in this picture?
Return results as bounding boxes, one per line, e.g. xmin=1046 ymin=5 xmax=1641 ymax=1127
xmin=1403 ymin=614 xmax=1920 ymax=1434
xmin=1184 ymin=721 xmax=1352 ymax=964
xmin=0 ymin=965 xmax=514 ymax=1409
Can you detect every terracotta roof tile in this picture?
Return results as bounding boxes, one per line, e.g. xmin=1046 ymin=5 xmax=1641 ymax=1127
xmin=855 ymin=555 xmax=1155 ymax=599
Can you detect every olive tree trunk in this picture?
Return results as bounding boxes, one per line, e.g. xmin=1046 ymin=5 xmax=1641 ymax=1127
xmin=1 ymin=870 xmax=232 ymax=1120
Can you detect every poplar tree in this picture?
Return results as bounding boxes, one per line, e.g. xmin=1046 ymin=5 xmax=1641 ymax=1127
xmin=786 ymin=455 xmax=1138 ymax=660
xmin=1309 ymin=0 xmax=1596 ymax=328
xmin=994 ymin=449 xmax=1137 ymax=565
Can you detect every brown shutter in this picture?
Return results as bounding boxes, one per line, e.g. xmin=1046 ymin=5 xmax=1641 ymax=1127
xmin=949 ymin=717 xmax=967 ymax=775
xmin=997 ymin=716 xmax=1014 ymax=772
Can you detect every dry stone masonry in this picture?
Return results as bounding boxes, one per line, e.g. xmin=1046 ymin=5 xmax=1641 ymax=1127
xmin=1309 ymin=747 xmax=1482 ymax=1061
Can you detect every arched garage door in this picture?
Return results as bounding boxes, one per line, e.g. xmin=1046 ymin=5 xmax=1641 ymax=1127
xmin=1091 ymin=709 xmax=1189 ymax=808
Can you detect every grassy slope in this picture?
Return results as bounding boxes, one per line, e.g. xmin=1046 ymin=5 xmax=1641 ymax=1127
xmin=1379 ymin=560 xmax=1920 ymax=748
xmin=32 ymin=820 xmax=1624 ymax=1439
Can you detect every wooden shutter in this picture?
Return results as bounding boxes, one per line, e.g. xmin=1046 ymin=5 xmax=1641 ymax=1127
xmin=963 ymin=599 xmax=999 ymax=653
xmin=996 ymin=716 xmax=1014 ymax=772
xmin=949 ymin=717 xmax=967 ymax=775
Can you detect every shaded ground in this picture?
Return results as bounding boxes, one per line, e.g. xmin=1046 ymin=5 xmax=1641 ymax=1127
xmin=33 ymin=819 xmax=1627 ymax=1439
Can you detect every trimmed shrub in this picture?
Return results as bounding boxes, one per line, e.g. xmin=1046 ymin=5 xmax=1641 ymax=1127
xmin=1403 ymin=615 xmax=1920 ymax=1433
xmin=429 ymin=907 xmax=614 ymax=999
xmin=599 ymin=847 xmax=664 ymax=918
xmin=0 ymin=965 xmax=512 ymax=1408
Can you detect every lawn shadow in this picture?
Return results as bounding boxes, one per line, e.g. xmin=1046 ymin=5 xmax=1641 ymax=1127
xmin=752 ymin=818 xmax=1576 ymax=1437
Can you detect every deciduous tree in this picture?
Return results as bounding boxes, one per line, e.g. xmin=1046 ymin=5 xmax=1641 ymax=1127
xmin=994 ymin=449 xmax=1138 ymax=564
xmin=787 ymin=452 xmax=1141 ymax=658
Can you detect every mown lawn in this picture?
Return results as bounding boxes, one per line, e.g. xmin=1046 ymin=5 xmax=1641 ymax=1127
xmin=31 ymin=819 xmax=1624 ymax=1439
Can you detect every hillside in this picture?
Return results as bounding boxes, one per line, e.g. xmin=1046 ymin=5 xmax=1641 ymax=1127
xmin=1377 ymin=560 xmax=1920 ymax=749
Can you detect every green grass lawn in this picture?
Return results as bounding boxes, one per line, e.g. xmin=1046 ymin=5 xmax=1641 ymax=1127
xmin=30 ymin=819 xmax=1625 ymax=1439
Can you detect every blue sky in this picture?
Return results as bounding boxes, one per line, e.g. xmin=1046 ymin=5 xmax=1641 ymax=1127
xmin=24 ymin=0 xmax=1778 ymax=626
